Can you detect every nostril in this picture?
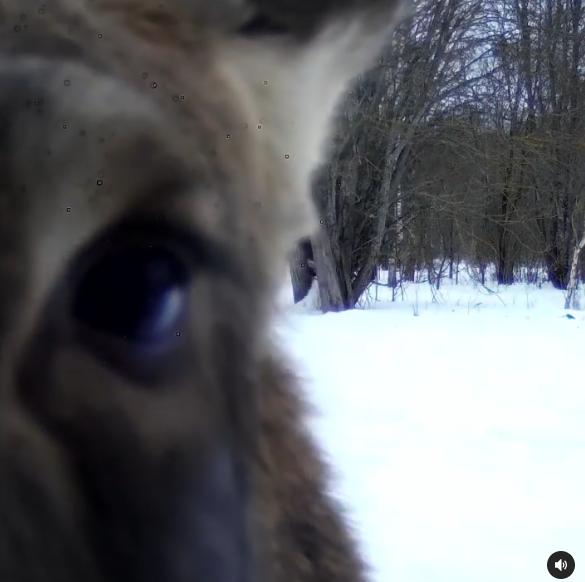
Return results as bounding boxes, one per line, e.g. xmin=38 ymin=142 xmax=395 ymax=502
xmin=168 ymin=447 xmax=253 ymax=582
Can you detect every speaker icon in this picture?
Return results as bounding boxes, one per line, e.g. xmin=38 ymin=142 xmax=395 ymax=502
xmin=548 ymin=551 xmax=575 ymax=579
xmin=555 ymin=559 xmax=568 ymax=572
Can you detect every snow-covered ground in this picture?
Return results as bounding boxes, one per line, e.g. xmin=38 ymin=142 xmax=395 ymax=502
xmin=276 ymin=276 xmax=585 ymax=582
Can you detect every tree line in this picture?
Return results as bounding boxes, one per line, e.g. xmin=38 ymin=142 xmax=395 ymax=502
xmin=290 ymin=0 xmax=585 ymax=312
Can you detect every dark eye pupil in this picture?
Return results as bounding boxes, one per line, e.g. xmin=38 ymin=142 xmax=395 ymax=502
xmin=73 ymin=244 xmax=189 ymax=345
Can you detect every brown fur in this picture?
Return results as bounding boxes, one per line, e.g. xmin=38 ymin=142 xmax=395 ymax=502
xmin=0 ymin=1 xmax=407 ymax=581
xmin=255 ymin=358 xmax=367 ymax=582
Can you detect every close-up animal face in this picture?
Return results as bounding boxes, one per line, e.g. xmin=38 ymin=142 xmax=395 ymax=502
xmin=0 ymin=1 xmax=406 ymax=581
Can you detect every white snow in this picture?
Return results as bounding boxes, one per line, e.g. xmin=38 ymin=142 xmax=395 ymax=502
xmin=276 ymin=275 xmax=585 ymax=582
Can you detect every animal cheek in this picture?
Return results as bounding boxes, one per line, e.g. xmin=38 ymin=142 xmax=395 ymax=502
xmin=0 ymin=411 xmax=101 ymax=581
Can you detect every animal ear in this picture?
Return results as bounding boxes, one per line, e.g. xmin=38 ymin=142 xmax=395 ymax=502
xmin=217 ymin=0 xmax=410 ymax=248
xmin=174 ymin=0 xmax=409 ymax=38
xmin=172 ymin=0 xmax=409 ymax=250
xmin=237 ymin=0 xmax=409 ymax=40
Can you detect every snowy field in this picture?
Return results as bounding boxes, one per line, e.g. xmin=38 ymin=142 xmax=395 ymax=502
xmin=276 ymin=276 xmax=585 ymax=582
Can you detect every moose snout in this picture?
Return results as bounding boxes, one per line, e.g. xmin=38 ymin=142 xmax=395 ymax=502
xmin=0 ymin=408 xmax=254 ymax=582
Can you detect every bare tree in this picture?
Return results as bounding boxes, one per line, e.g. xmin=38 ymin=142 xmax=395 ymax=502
xmin=303 ymin=0 xmax=585 ymax=309
xmin=313 ymin=0 xmax=484 ymax=311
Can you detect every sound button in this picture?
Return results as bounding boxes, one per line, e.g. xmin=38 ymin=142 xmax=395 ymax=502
xmin=547 ymin=551 xmax=575 ymax=579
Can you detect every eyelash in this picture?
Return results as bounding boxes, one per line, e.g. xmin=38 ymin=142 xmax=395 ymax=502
xmin=71 ymin=218 xmax=226 ymax=277
xmin=237 ymin=13 xmax=290 ymax=36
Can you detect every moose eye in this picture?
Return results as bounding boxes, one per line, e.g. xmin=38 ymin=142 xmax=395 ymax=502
xmin=72 ymin=242 xmax=190 ymax=347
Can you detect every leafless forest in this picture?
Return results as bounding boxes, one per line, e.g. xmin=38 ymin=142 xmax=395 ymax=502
xmin=290 ymin=0 xmax=585 ymax=312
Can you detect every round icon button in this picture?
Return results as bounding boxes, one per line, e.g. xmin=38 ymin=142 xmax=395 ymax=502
xmin=547 ymin=551 xmax=575 ymax=579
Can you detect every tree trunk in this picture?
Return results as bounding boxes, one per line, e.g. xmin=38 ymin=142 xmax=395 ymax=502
xmin=546 ymin=246 xmax=569 ymax=290
xmin=565 ymin=226 xmax=585 ymax=310
xmin=387 ymin=259 xmax=397 ymax=288
xmin=312 ymin=229 xmax=347 ymax=312
xmin=496 ymin=228 xmax=515 ymax=285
